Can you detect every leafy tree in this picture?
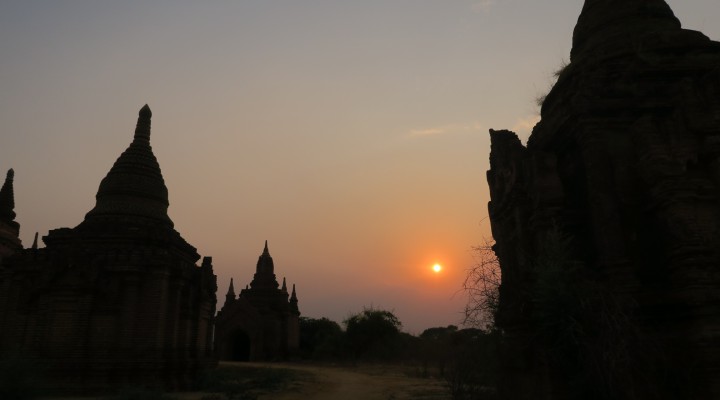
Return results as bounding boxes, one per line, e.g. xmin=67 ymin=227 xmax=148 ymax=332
xmin=344 ymin=307 xmax=402 ymax=361
xmin=298 ymin=317 xmax=344 ymax=360
xmin=418 ymin=325 xmax=458 ymax=376
xmin=420 ymin=325 xmax=458 ymax=341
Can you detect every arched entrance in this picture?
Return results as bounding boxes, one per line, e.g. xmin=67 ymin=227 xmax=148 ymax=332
xmin=228 ymin=330 xmax=251 ymax=361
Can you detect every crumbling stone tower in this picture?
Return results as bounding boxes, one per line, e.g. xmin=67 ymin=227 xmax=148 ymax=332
xmin=0 ymin=169 xmax=22 ymax=260
xmin=215 ymin=241 xmax=300 ymax=361
xmin=487 ymin=1 xmax=720 ymax=399
xmin=0 ymin=105 xmax=217 ymax=393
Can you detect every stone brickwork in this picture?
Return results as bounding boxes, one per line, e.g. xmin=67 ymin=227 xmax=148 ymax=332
xmin=487 ymin=1 xmax=720 ymax=399
xmin=0 ymin=105 xmax=217 ymax=394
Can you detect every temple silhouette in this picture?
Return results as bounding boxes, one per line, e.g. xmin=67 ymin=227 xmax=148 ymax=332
xmin=0 ymin=106 xmax=219 ymax=392
xmin=214 ymin=241 xmax=300 ymax=361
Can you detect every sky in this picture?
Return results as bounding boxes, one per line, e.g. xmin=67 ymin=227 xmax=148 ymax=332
xmin=1 ymin=0 xmax=719 ymax=334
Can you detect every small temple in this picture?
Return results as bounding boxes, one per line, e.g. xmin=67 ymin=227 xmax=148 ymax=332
xmin=214 ymin=241 xmax=300 ymax=361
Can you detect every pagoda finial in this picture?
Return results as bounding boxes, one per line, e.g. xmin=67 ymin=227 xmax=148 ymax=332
xmin=0 ymin=168 xmax=16 ymax=222
xmin=289 ymin=283 xmax=299 ymax=314
xmin=223 ymin=278 xmax=236 ymax=308
xmin=31 ymin=232 xmax=39 ymax=250
xmin=134 ymin=104 xmax=152 ymax=143
xmin=227 ymin=278 xmax=235 ymax=296
xmin=282 ymin=277 xmax=287 ymax=292
xmin=250 ymin=240 xmax=279 ymax=289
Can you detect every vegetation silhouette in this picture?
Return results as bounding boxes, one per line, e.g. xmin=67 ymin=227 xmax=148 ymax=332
xmin=419 ymin=326 xmax=499 ymax=400
xmin=344 ymin=307 xmax=404 ymax=362
xmin=463 ymin=239 xmax=500 ymax=330
xmin=298 ymin=317 xmax=345 ymax=360
xmin=296 ymin=308 xmax=500 ymax=400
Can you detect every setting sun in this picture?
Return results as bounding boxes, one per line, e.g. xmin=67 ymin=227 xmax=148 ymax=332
xmin=432 ymin=263 xmax=442 ymax=273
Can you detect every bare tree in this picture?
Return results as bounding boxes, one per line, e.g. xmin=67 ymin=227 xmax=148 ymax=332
xmin=463 ymin=239 xmax=500 ymax=330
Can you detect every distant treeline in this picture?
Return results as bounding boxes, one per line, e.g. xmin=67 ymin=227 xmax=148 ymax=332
xmin=299 ymin=307 xmax=499 ymax=399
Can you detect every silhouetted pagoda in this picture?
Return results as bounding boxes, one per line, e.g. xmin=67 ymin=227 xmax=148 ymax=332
xmin=0 ymin=105 xmax=217 ymax=393
xmin=215 ymin=241 xmax=300 ymax=361
xmin=487 ymin=1 xmax=720 ymax=399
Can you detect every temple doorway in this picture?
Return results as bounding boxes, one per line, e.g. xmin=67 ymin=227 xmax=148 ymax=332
xmin=229 ymin=330 xmax=251 ymax=361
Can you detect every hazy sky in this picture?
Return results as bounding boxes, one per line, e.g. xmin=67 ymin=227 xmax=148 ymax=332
xmin=1 ymin=1 xmax=718 ymax=333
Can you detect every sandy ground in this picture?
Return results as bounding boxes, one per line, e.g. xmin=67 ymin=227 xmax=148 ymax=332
xmin=42 ymin=362 xmax=450 ymax=400
xmin=244 ymin=362 xmax=450 ymax=400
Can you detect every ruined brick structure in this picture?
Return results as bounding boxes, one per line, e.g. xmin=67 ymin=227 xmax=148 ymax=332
xmin=487 ymin=1 xmax=720 ymax=399
xmin=215 ymin=241 xmax=300 ymax=361
xmin=0 ymin=105 xmax=217 ymax=393
xmin=0 ymin=169 xmax=22 ymax=260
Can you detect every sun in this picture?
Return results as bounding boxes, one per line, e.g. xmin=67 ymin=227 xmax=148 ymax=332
xmin=432 ymin=263 xmax=442 ymax=273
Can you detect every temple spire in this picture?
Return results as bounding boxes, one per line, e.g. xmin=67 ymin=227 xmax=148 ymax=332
xmin=134 ymin=104 xmax=152 ymax=143
xmin=281 ymin=277 xmax=287 ymax=292
xmin=224 ymin=278 xmax=236 ymax=307
xmin=289 ymin=284 xmax=299 ymax=314
xmin=0 ymin=169 xmax=16 ymax=222
xmin=250 ymin=241 xmax=279 ymax=290
xmin=81 ymin=104 xmax=174 ymax=229
xmin=227 ymin=278 xmax=235 ymax=296
xmin=31 ymin=232 xmax=38 ymax=250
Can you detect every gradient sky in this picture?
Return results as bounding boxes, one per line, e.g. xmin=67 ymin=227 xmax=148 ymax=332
xmin=1 ymin=1 xmax=718 ymax=333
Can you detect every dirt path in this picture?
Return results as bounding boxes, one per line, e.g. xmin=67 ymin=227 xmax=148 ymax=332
xmin=41 ymin=362 xmax=450 ymax=400
xmin=239 ymin=362 xmax=450 ymax=400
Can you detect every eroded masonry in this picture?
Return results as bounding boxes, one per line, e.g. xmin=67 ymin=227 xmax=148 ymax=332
xmin=488 ymin=1 xmax=720 ymax=399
